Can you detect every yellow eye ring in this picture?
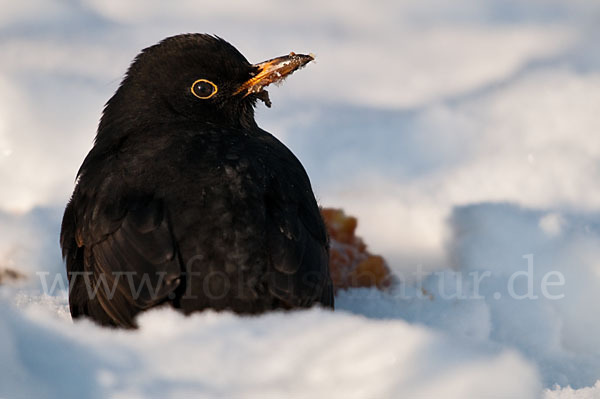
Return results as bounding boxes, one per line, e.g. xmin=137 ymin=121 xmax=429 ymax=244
xmin=191 ymin=79 xmax=218 ymax=99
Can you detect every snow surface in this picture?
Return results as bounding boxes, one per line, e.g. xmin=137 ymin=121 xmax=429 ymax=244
xmin=1 ymin=298 xmax=543 ymax=399
xmin=546 ymin=382 xmax=600 ymax=399
xmin=1 ymin=0 xmax=600 ymax=398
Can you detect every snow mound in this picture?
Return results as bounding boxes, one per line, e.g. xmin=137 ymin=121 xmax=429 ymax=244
xmin=448 ymin=203 xmax=600 ymax=388
xmin=338 ymin=203 xmax=600 ymax=392
xmin=545 ymin=381 xmax=600 ymax=399
xmin=0 ymin=300 xmax=540 ymax=399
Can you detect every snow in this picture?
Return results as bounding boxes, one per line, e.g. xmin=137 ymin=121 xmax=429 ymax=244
xmin=545 ymin=382 xmax=600 ymax=399
xmin=339 ymin=204 xmax=600 ymax=389
xmin=3 ymin=205 xmax=599 ymax=398
xmin=2 ymin=0 xmax=600 ymax=397
xmin=0 ymin=299 xmax=542 ymax=399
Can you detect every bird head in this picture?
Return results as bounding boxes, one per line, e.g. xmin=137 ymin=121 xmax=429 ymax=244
xmin=99 ymin=34 xmax=314 ymax=133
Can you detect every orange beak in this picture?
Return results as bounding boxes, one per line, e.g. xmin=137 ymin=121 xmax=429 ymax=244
xmin=236 ymin=52 xmax=315 ymax=98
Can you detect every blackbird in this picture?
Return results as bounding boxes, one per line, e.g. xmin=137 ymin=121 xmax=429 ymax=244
xmin=60 ymin=34 xmax=333 ymax=328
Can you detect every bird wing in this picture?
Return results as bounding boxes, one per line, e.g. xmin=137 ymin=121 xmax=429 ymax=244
xmin=266 ymin=200 xmax=333 ymax=308
xmin=61 ymin=195 xmax=182 ymax=327
xmin=261 ymin=138 xmax=334 ymax=308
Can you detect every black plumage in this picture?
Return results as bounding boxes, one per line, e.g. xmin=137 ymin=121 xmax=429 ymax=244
xmin=60 ymin=34 xmax=333 ymax=328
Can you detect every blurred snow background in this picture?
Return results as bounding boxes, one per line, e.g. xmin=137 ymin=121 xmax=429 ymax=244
xmin=1 ymin=0 xmax=600 ymax=397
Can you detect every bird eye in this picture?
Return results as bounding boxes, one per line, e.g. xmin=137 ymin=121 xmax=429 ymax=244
xmin=191 ymin=79 xmax=218 ymax=99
